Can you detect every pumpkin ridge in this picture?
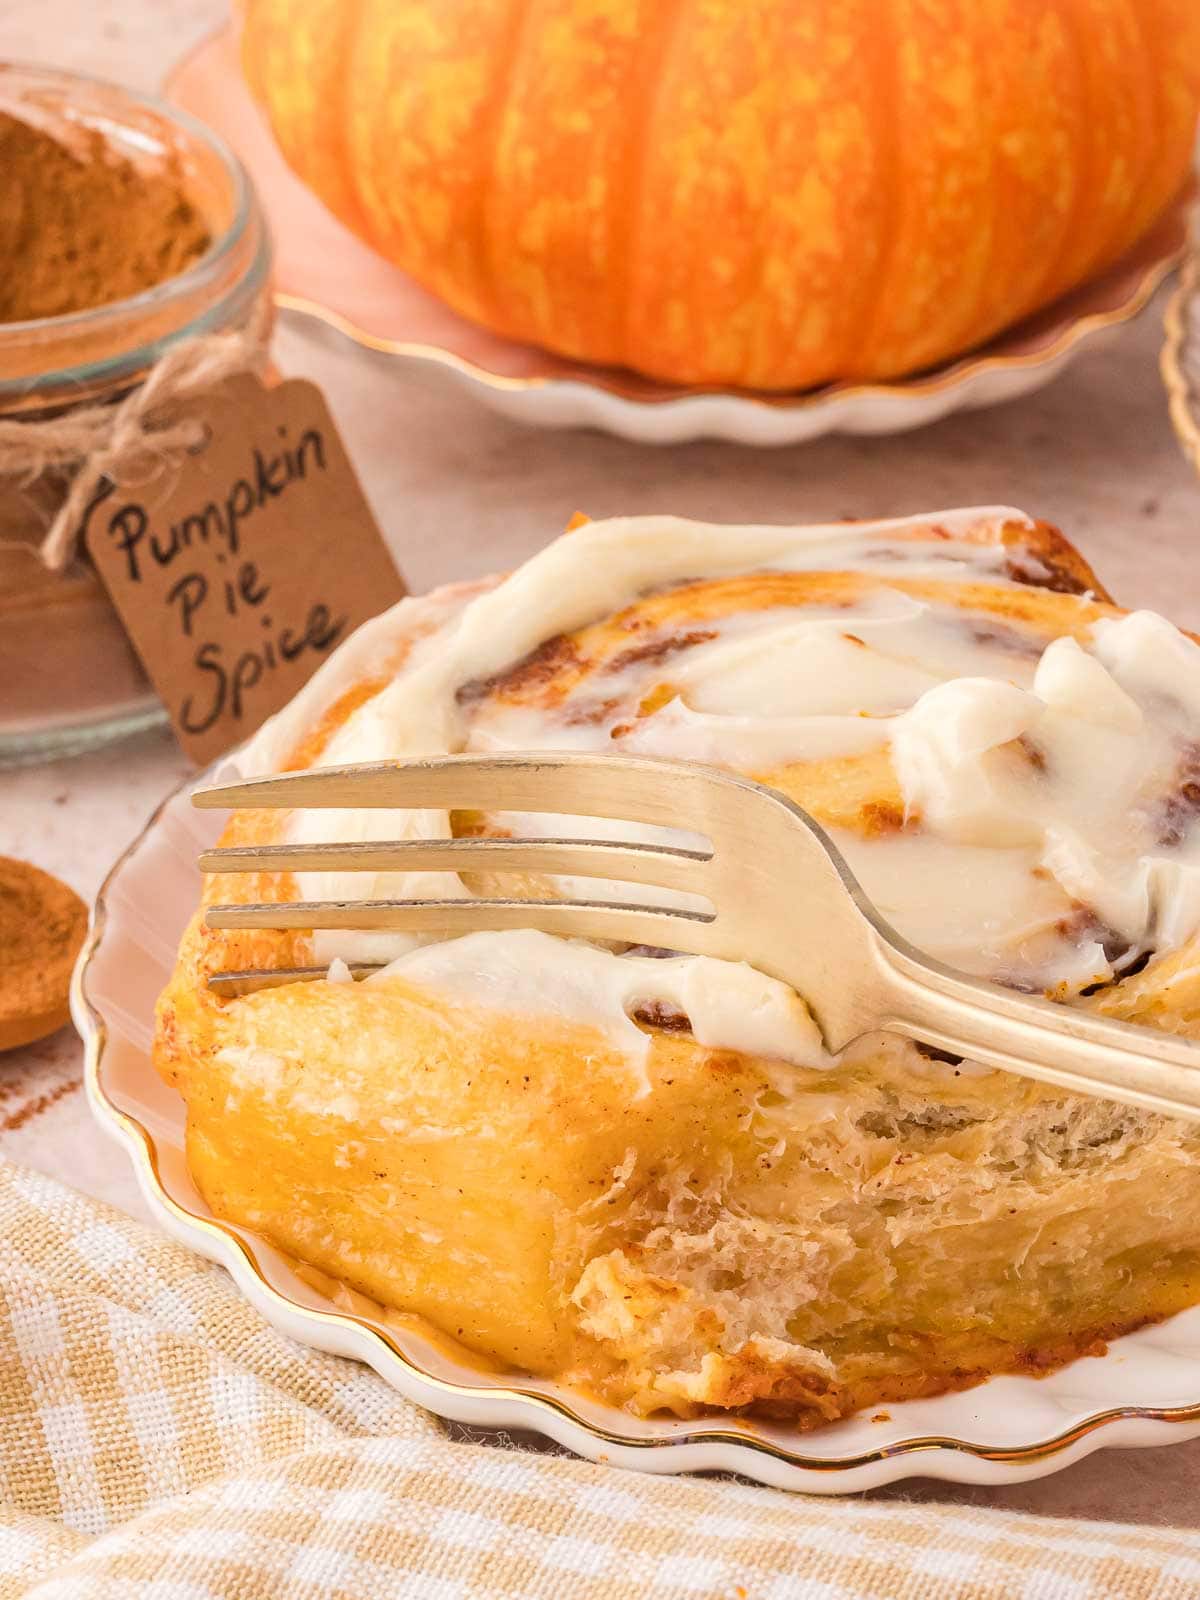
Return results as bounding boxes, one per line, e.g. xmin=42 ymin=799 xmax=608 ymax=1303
xmin=1121 ymin=0 xmax=1164 ymax=240
xmin=742 ymin=6 xmax=793 ymax=386
xmin=1022 ymin=0 xmax=1099 ymax=322
xmin=476 ymin=0 xmax=534 ymax=328
xmin=1062 ymin=0 xmax=1145 ymax=284
xmin=615 ymin=0 xmax=689 ymax=374
xmin=1116 ymin=0 xmax=1170 ymax=248
xmin=331 ymin=0 xmax=374 ymax=244
xmin=841 ymin=0 xmax=902 ymax=378
xmin=953 ymin=0 xmax=997 ymax=359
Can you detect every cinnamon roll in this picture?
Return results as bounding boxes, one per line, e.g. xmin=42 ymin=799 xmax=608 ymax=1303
xmin=156 ymin=510 xmax=1200 ymax=1425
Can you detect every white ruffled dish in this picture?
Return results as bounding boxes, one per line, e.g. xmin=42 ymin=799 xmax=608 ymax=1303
xmin=168 ymin=27 xmax=1191 ymax=448
xmin=76 ymin=769 xmax=1200 ymax=1493
xmin=1163 ymin=211 xmax=1200 ymax=480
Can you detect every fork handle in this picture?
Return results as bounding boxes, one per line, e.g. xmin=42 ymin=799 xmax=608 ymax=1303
xmin=872 ymin=938 xmax=1200 ymax=1122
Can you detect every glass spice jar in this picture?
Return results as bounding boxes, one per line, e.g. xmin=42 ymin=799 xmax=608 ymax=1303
xmin=0 ymin=64 xmax=272 ymax=767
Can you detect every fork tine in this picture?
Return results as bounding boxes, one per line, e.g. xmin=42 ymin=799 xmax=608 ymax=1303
xmin=192 ymin=753 xmax=712 ymax=833
xmin=197 ymin=754 xmax=742 ymax=991
xmin=199 ymin=837 xmax=711 ymax=894
xmin=205 ymin=896 xmax=718 ymax=952
xmin=209 ymin=964 xmax=384 ymax=995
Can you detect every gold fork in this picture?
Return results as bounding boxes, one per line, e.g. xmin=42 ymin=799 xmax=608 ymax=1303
xmin=195 ymin=752 xmax=1200 ymax=1122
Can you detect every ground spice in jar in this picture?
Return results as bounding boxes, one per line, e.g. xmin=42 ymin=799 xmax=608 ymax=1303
xmin=0 ymin=64 xmax=271 ymax=765
xmin=0 ymin=111 xmax=211 ymax=322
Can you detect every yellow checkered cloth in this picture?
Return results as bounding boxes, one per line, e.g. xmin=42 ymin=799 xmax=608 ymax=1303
xmin=0 ymin=1160 xmax=1197 ymax=1599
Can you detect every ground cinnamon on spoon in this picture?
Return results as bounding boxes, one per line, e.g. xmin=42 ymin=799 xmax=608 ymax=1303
xmin=0 ymin=110 xmax=210 ymax=322
xmin=0 ymin=858 xmax=87 ymax=1052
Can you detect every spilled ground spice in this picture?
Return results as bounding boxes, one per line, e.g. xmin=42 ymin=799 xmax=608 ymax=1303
xmin=0 ymin=110 xmax=210 ymax=322
xmin=0 ymin=1077 xmax=80 ymax=1134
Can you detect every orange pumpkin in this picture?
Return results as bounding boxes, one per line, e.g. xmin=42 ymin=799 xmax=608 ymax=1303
xmin=242 ymin=0 xmax=1200 ymax=391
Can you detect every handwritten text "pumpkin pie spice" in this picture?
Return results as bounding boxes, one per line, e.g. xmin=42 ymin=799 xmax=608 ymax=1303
xmin=96 ymin=424 xmax=347 ymax=736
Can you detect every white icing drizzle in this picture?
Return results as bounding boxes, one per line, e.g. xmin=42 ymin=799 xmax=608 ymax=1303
xmin=890 ymin=613 xmax=1200 ymax=976
xmin=367 ymin=930 xmax=825 ymax=1093
xmin=227 ymin=508 xmax=1200 ymax=1067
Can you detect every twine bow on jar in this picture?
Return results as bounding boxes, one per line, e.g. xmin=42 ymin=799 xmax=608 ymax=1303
xmin=0 ymin=306 xmax=272 ymax=574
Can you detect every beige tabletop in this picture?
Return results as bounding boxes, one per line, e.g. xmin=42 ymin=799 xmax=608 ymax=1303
xmin=5 ymin=0 xmax=1200 ymax=1534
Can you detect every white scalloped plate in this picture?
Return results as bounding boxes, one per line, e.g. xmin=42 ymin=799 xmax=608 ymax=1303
xmin=168 ymin=27 xmax=1191 ymax=447
xmin=75 ymin=768 xmax=1200 ymax=1492
xmin=1163 ymin=211 xmax=1200 ymax=479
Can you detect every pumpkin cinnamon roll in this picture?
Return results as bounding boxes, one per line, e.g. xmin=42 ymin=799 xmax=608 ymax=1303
xmin=156 ymin=509 xmax=1200 ymax=1425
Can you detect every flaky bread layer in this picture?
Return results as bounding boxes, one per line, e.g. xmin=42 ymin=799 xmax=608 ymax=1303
xmin=156 ymin=514 xmax=1200 ymax=1422
xmin=158 ymin=961 xmax=1200 ymax=1422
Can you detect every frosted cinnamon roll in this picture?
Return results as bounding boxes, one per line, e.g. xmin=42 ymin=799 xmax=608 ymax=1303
xmin=156 ymin=510 xmax=1200 ymax=1425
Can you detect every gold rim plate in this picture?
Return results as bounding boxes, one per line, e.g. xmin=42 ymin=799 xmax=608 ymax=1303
xmin=1162 ymin=211 xmax=1200 ymax=478
xmin=74 ymin=768 xmax=1200 ymax=1493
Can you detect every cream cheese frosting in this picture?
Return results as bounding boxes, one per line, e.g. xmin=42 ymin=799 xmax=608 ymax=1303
xmin=368 ymin=930 xmax=825 ymax=1088
xmin=234 ymin=508 xmax=1200 ymax=1064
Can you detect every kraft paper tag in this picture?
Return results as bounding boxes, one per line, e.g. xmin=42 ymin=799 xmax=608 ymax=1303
xmin=85 ymin=375 xmax=406 ymax=766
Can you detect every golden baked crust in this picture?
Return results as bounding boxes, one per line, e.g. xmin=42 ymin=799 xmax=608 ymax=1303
xmin=156 ymin=512 xmax=1200 ymax=1426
